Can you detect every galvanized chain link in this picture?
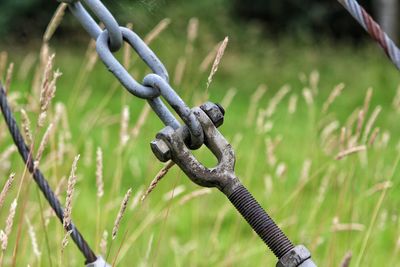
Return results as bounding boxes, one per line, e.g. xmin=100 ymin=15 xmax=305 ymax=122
xmin=59 ymin=0 xmax=204 ymax=149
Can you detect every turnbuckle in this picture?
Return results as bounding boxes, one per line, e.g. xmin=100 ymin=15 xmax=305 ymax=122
xmin=150 ymin=102 xmax=317 ymax=267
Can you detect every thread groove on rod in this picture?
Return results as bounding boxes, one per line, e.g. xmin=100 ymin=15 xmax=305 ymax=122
xmin=228 ymin=185 xmax=294 ymax=259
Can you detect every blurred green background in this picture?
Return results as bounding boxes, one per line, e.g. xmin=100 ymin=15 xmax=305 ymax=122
xmin=0 ymin=1 xmax=400 ymax=266
xmin=0 ymin=0 xmax=385 ymax=43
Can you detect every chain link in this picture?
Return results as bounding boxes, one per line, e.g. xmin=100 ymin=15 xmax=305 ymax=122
xmin=59 ymin=0 xmax=204 ymax=148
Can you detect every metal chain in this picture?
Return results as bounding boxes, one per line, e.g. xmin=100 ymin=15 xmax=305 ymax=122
xmin=60 ymin=0 xmax=204 ymax=149
xmin=0 ymin=1 xmax=320 ymax=265
xmin=0 ymin=86 xmax=97 ymax=264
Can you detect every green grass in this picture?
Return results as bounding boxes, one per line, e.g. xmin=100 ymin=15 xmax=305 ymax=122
xmin=1 ymin=13 xmax=400 ymax=267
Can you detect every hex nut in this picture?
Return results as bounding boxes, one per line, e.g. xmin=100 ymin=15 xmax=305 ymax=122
xmin=150 ymin=139 xmax=171 ymax=162
xmin=276 ymin=245 xmax=313 ymax=267
xmin=200 ymin=102 xmax=224 ymax=127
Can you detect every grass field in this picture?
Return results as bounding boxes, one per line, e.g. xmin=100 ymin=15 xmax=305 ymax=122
xmin=1 ymin=5 xmax=400 ymax=267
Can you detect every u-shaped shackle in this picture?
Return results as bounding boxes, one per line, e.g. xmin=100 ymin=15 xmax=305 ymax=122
xmin=151 ymin=105 xmax=241 ymax=195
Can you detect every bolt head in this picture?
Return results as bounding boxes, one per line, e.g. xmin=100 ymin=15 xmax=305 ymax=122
xmin=150 ymin=139 xmax=171 ymax=162
xmin=200 ymin=102 xmax=224 ymax=127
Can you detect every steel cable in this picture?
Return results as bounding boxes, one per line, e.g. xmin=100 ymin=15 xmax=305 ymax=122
xmin=0 ymin=85 xmax=97 ymax=264
xmin=338 ymin=0 xmax=400 ymax=70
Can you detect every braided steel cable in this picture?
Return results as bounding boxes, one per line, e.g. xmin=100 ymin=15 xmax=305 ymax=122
xmin=338 ymin=0 xmax=400 ymax=70
xmin=0 ymin=86 xmax=97 ymax=264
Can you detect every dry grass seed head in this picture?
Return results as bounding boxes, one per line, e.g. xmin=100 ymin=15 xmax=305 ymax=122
xmin=178 ymin=188 xmax=212 ymax=205
xmin=0 ymin=51 xmax=8 ymax=79
xmin=0 ymin=173 xmax=15 ymax=209
xmin=300 ymin=159 xmax=312 ymax=182
xmin=5 ymin=62 xmax=14 ymax=94
xmin=20 ymin=109 xmax=33 ymax=146
xmin=112 ymin=188 xmax=132 ymax=240
xmin=322 ymin=83 xmax=345 ymax=113
xmin=320 ymin=120 xmax=340 ymax=145
xmin=25 ymin=216 xmax=41 ymax=257
xmin=220 ymin=88 xmax=237 ymax=110
xmin=141 ymin=161 xmax=175 ymax=202
xmin=173 ymin=57 xmax=186 ymax=86
xmin=309 ymin=70 xmax=319 ymax=93
xmin=288 ymin=94 xmax=298 ymax=114
xmin=362 ymin=106 xmax=382 ymax=143
xmin=0 ymin=145 xmax=17 ymax=170
xmin=336 ymin=145 xmax=366 ymax=160
xmin=363 ymin=87 xmax=373 ymax=115
xmin=63 ymin=154 xmax=80 ymax=229
xmin=302 ymin=87 xmax=314 ymax=106
xmin=2 ymin=198 xmax=17 ymax=250
xmin=61 ymin=229 xmax=73 ymax=252
xmin=369 ymin=127 xmax=380 ymax=146
xmin=340 ymin=251 xmax=352 ymax=267
xmin=206 ymin=36 xmax=229 ymax=89
xmin=38 ymin=54 xmax=61 ymax=127
xmin=266 ymin=85 xmax=291 ymax=117
xmin=331 ymin=217 xmax=365 ymax=232
xmin=392 ymin=85 xmax=400 ymax=112
xmin=43 ymin=3 xmax=68 ymax=43
xmin=122 ymin=23 xmax=134 ymax=69
xmin=246 ymin=84 xmax=267 ymax=126
xmin=144 ymin=18 xmax=171 ymax=45
xmin=100 ymin=230 xmax=108 ymax=256
xmin=356 ymin=110 xmax=365 ymax=139
xmin=187 ymin=17 xmax=199 ymax=44
xmin=131 ymin=104 xmax=151 ymax=139
xmin=34 ymin=123 xmax=54 ymax=169
xmin=96 ymin=147 xmax=104 ymax=198
xmin=120 ymin=105 xmax=130 ymax=146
